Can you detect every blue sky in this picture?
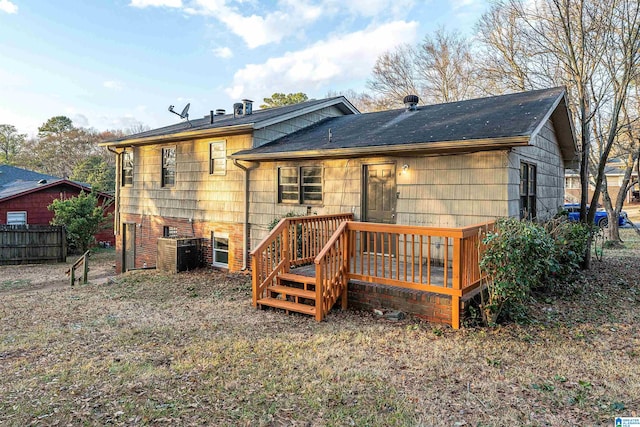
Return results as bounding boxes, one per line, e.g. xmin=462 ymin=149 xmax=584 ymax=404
xmin=0 ymin=0 xmax=490 ymax=136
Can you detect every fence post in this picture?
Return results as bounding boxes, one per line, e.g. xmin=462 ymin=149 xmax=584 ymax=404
xmin=83 ymin=252 xmax=89 ymax=284
xmin=70 ymin=266 xmax=75 ymax=286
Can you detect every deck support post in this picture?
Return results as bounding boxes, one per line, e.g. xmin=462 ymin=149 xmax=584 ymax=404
xmin=451 ymin=295 xmax=460 ymax=329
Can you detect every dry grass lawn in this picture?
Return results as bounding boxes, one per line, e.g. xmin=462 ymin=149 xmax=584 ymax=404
xmin=1 ymin=233 xmax=639 ymax=426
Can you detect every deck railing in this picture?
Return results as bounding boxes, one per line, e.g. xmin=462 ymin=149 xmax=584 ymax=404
xmin=251 ymin=213 xmax=353 ymax=306
xmin=314 ymin=221 xmax=350 ymax=321
xmin=313 ymin=221 xmax=494 ymax=327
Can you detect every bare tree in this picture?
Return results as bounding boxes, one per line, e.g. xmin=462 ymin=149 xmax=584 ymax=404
xmin=367 ymin=44 xmax=420 ymax=107
xmin=325 ymin=89 xmax=391 ymax=113
xmin=415 ymin=28 xmax=479 ymax=103
xmin=367 ymin=29 xmax=478 ymax=106
xmin=476 ymin=0 xmax=640 ymax=266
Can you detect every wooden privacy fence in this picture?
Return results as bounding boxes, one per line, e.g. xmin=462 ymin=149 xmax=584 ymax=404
xmin=0 ymin=225 xmax=66 ymax=265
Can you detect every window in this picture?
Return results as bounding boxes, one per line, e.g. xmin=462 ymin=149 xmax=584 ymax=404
xmin=163 ymin=226 xmax=177 ymax=237
xmin=565 ymin=176 xmax=579 ymax=190
xmin=278 ymin=166 xmax=322 ymax=204
xmin=212 ymin=232 xmax=229 ymax=268
xmin=162 ymin=147 xmax=176 ymax=187
xmin=209 ymin=141 xmax=226 ymax=175
xmin=122 ymin=149 xmax=134 ymax=186
xmin=520 ymin=162 xmax=537 ymax=219
xmin=7 ymin=211 xmax=26 ymax=225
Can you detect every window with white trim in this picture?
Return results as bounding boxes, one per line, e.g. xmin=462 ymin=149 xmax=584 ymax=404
xmin=122 ymin=149 xmax=134 ymax=186
xmin=7 ymin=211 xmax=27 ymax=225
xmin=212 ymin=232 xmax=229 ymax=268
xmin=209 ymin=141 xmax=226 ymax=175
xmin=162 ymin=147 xmax=176 ymax=187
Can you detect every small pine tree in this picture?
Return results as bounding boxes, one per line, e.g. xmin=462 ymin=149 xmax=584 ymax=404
xmin=48 ymin=192 xmax=111 ymax=253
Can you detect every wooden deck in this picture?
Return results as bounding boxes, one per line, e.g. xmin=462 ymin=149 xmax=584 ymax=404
xmin=291 ymin=257 xmax=450 ymax=288
xmin=251 ymin=213 xmax=494 ymax=329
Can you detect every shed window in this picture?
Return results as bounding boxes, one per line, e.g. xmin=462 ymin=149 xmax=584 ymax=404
xmin=7 ymin=211 xmax=26 ymax=225
xmin=520 ymin=162 xmax=537 ymax=219
xmin=278 ymin=166 xmax=322 ymax=204
xmin=209 ymin=141 xmax=226 ymax=175
xmin=122 ymin=149 xmax=134 ymax=186
xmin=212 ymin=232 xmax=229 ymax=268
xmin=162 ymin=147 xmax=176 ymax=187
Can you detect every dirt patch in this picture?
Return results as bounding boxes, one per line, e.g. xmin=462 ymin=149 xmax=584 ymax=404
xmin=0 ymin=249 xmax=116 ymax=294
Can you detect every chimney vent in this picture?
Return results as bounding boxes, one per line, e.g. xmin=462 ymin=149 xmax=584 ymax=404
xmin=215 ymin=109 xmax=226 ymax=116
xmin=242 ymin=99 xmax=253 ymax=115
xmin=233 ymin=102 xmax=243 ymax=118
xmin=403 ymin=94 xmax=419 ymax=111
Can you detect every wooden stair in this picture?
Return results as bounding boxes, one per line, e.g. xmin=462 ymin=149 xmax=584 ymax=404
xmin=257 ymin=273 xmax=317 ymax=317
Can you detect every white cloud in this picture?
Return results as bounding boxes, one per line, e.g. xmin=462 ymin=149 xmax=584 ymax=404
xmin=328 ymin=0 xmax=415 ymax=18
xmin=130 ymin=0 xmax=182 ymax=8
xmin=0 ymin=0 xmax=18 ymax=14
xmin=71 ymin=114 xmax=90 ymax=128
xmin=187 ymin=0 xmax=324 ymax=48
xmin=103 ymin=80 xmax=124 ymax=91
xmin=213 ymin=46 xmax=233 ymax=58
xmin=225 ymin=20 xmax=419 ymax=99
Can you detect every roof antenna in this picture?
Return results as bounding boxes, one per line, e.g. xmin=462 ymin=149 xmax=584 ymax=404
xmin=168 ymin=103 xmax=192 ymax=127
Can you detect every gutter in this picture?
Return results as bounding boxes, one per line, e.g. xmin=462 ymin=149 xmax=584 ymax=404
xmin=106 ymin=146 xmax=120 ymax=237
xmin=233 ymin=158 xmax=260 ymax=270
xmin=230 ymin=136 xmax=531 ymax=161
xmin=99 ymin=123 xmax=254 ymax=148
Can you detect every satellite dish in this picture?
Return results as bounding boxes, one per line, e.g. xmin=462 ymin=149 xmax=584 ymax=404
xmin=167 ymin=102 xmax=193 ymax=126
xmin=180 ymin=103 xmax=190 ymax=119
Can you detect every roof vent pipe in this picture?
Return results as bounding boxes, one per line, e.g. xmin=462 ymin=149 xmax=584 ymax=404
xmin=403 ymin=94 xmax=419 ymax=111
xmin=215 ymin=109 xmax=226 ymax=116
xmin=242 ymin=99 xmax=253 ymax=115
xmin=210 ymin=110 xmax=214 ymax=124
xmin=233 ymin=102 xmax=244 ymax=118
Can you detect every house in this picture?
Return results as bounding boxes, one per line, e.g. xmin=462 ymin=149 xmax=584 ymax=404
xmin=565 ymin=160 xmax=639 ymax=205
xmin=0 ymin=165 xmax=115 ymax=246
xmin=102 ymin=87 xmax=577 ymax=327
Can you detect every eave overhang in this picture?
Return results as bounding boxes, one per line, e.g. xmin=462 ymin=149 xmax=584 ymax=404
xmin=99 ymin=124 xmax=254 ymax=149
xmin=230 ymin=136 xmax=531 ymax=161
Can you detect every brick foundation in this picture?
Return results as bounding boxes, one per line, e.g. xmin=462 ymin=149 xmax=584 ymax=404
xmin=116 ymin=213 xmax=245 ymax=273
xmin=347 ymin=281 xmax=454 ymax=326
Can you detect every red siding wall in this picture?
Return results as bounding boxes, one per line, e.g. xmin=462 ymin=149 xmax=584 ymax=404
xmin=0 ymin=184 xmax=115 ymax=245
xmin=116 ymin=213 xmax=244 ymax=273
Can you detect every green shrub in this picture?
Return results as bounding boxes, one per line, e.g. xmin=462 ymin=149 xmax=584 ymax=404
xmin=479 ymin=218 xmax=556 ymax=325
xmin=545 ymin=218 xmax=590 ymax=283
xmin=478 ymin=217 xmax=591 ymax=326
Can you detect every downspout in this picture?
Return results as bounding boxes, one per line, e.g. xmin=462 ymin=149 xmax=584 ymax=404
xmin=233 ymin=158 xmax=259 ymax=270
xmin=106 ymin=146 xmax=120 ymax=237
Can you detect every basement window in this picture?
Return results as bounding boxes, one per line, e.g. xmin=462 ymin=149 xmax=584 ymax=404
xmin=162 ymin=147 xmax=176 ymax=187
xmin=212 ymin=232 xmax=229 ymax=268
xmin=122 ymin=149 xmax=133 ymax=186
xmin=278 ymin=166 xmax=322 ymax=204
xmin=520 ymin=161 xmax=537 ymax=220
xmin=209 ymin=141 xmax=226 ymax=175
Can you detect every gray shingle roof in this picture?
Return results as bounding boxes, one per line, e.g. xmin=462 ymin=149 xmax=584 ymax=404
xmin=106 ymin=97 xmax=357 ymax=143
xmin=232 ymin=87 xmax=570 ymax=159
xmin=0 ymin=165 xmax=93 ymax=201
xmin=0 ymin=165 xmax=59 ymax=186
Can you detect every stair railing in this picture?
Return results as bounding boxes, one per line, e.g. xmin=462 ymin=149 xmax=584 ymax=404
xmin=251 ymin=213 xmax=353 ymax=307
xmin=314 ymin=220 xmax=350 ymax=321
